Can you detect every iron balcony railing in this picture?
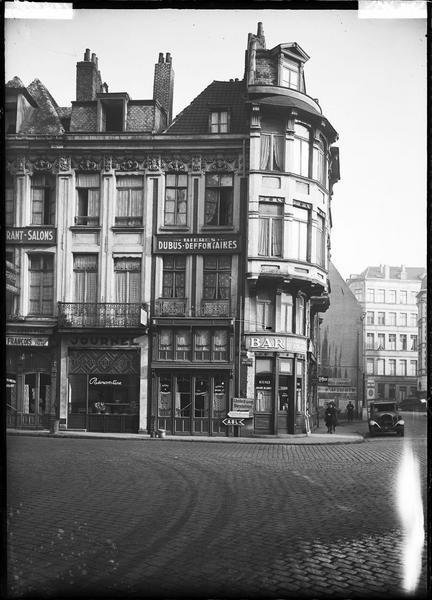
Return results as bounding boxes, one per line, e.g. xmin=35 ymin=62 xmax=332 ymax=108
xmin=58 ymin=302 xmax=143 ymax=328
xmin=154 ymin=298 xmax=231 ymax=318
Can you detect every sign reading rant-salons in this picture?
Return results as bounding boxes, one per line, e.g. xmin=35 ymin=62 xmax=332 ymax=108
xmin=154 ymin=234 xmax=241 ymax=254
xmin=6 ymin=227 xmax=57 ymax=245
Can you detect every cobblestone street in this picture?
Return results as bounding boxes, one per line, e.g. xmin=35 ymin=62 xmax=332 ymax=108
xmin=7 ymin=415 xmax=428 ymax=599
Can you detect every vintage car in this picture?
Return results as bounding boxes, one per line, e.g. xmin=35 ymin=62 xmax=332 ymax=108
xmin=368 ymin=401 xmax=404 ymax=437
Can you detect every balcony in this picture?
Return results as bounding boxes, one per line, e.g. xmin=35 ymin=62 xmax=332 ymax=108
xmin=154 ymin=299 xmax=231 ymax=318
xmin=58 ymin=303 xmax=143 ymax=328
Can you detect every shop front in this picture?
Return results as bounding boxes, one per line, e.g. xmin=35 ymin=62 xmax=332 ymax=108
xmin=6 ymin=332 xmax=56 ymax=429
xmin=245 ymin=334 xmax=308 ymax=435
xmin=60 ymin=334 xmax=144 ymax=433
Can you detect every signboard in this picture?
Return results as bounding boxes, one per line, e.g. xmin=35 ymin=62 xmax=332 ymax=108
xmin=228 ymin=411 xmax=251 ymax=419
xmin=89 ymin=376 xmax=126 ymax=386
xmin=327 ymin=378 xmax=352 ymax=387
xmin=232 ymin=397 xmax=254 ymax=415
xmin=154 ymin=234 xmax=240 ymax=254
xmin=367 ymin=378 xmax=375 ymax=388
xmin=255 ymin=374 xmax=273 ymax=389
xmin=6 ymin=335 xmax=49 ymax=347
xmin=246 ymin=335 xmax=307 ymax=354
xmin=6 ymin=227 xmax=57 ymax=245
xmin=222 ymin=418 xmax=244 ymax=426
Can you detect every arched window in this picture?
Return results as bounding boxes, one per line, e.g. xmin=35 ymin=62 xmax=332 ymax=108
xmin=293 ymin=123 xmax=310 ymax=177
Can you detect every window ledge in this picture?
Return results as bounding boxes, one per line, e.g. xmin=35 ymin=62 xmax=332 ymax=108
xmin=201 ymin=226 xmax=235 ymax=232
xmin=159 ymin=226 xmax=191 ymax=232
xmin=70 ymin=226 xmax=101 ymax=231
xmin=111 ymin=226 xmax=144 ymax=232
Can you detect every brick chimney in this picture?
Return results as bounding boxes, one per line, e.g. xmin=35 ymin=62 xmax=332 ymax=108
xmin=153 ymin=52 xmax=174 ymax=125
xmin=76 ymin=49 xmax=103 ymax=101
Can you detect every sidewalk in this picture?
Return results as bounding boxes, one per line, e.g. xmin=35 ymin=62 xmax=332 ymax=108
xmin=7 ymin=419 xmax=366 ymax=445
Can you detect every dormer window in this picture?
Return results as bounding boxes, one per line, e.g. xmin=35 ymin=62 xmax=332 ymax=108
xmin=97 ymin=94 xmax=128 ymax=132
xmin=281 ymin=60 xmax=299 ymax=90
xmin=210 ymin=110 xmax=229 ymax=133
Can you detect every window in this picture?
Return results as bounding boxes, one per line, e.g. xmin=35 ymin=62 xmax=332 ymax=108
xmin=162 ymin=256 xmax=186 ymax=298
xmin=203 ymin=256 xmax=231 ymax=299
xmin=116 ymin=176 xmax=143 ymax=226
xmin=366 ymin=312 xmax=374 ymax=325
xmin=410 ymin=335 xmax=417 ymax=351
xmin=114 ymin=258 xmax=141 ymax=303
xmin=409 ymin=313 xmax=417 ymax=327
xmin=31 ymin=174 xmax=55 ymax=225
xmin=399 ymin=313 xmax=407 ymax=327
xmin=366 ymin=359 xmax=374 ymax=375
xmin=409 ymin=361 xmax=417 ymax=376
xmin=213 ymin=330 xmax=228 ymax=361
xmin=353 ymin=289 xmax=362 ymax=301
xmin=159 ymin=330 xmax=173 ymax=360
xmin=6 ymin=174 xmax=15 ymax=226
xmin=175 ymin=329 xmax=191 ymax=360
xmin=293 ymin=123 xmax=310 ymax=177
xmin=400 ymin=334 xmax=407 ymax=351
xmin=312 ymin=137 xmax=326 ymax=186
xmin=210 ymin=110 xmax=228 ymax=133
xmin=388 ymin=312 xmax=396 ymax=326
xmin=164 ymin=173 xmax=188 ymax=226
xmin=399 ymin=387 xmax=407 ymax=402
xmin=281 ymin=60 xmax=299 ymax=89
xmin=280 ymin=292 xmax=293 ymax=333
xmin=399 ymin=360 xmax=407 ymax=376
xmin=377 ymin=312 xmax=385 ymax=325
xmin=24 ymin=373 xmax=51 ymax=415
xmin=366 ymin=333 xmax=374 ymax=350
xmin=399 ymin=290 xmax=407 ymax=304
xmin=376 ymin=289 xmax=385 ymax=303
xmin=377 ymin=334 xmax=385 ymax=350
xmin=366 ymin=288 xmax=375 ymax=302
xmin=258 ymin=200 xmax=283 ymax=257
xmin=73 ymin=254 xmax=98 ymax=302
xmin=388 ymin=360 xmax=396 ymax=376
xmin=28 ymin=254 xmax=54 ymax=315
xmin=315 ymin=214 xmax=325 ymax=267
xmin=100 ymin=99 xmax=124 ymax=132
xmin=260 ymin=133 xmax=284 ymax=171
xmin=387 ymin=289 xmax=396 ymax=303
xmin=388 ymin=334 xmax=396 ymax=351
xmin=204 ymin=173 xmax=233 ymax=226
xmin=377 ymin=359 xmax=385 ymax=375
xmin=256 ymin=290 xmax=274 ymax=331
xmin=291 ymin=205 xmax=309 ymax=261
xmin=409 ymin=292 xmax=417 ymax=304
xmin=75 ymin=173 xmax=100 ymax=226
xmin=194 ymin=329 xmax=210 ymax=361
xmin=296 ymin=295 xmax=305 ymax=335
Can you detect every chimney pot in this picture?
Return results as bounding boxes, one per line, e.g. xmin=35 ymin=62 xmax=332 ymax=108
xmin=159 ymin=52 xmax=164 ymax=63
xmin=84 ymin=48 xmax=91 ymax=61
xmin=166 ymin=52 xmax=171 ymax=63
xmin=257 ymin=22 xmax=264 ymax=36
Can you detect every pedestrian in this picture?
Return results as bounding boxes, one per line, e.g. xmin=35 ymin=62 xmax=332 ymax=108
xmin=346 ymin=401 xmax=354 ymax=422
xmin=324 ymin=401 xmax=338 ymax=433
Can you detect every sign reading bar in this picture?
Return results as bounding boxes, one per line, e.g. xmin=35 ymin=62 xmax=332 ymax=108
xmin=6 ymin=335 xmax=49 ymax=347
xmin=6 ymin=227 xmax=57 ymax=245
xmin=246 ymin=335 xmax=307 ymax=354
xmin=154 ymin=234 xmax=240 ymax=254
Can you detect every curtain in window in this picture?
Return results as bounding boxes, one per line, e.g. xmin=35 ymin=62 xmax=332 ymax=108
xmin=260 ymin=134 xmax=271 ymax=169
xmin=218 ymin=273 xmax=231 ymax=299
xmin=114 ymin=258 xmax=141 ymax=303
xmin=76 ymin=173 xmax=100 ymax=187
xmin=272 ymin=219 xmax=282 ymax=256
xmin=213 ymin=330 xmax=228 ymax=358
xmin=74 ymin=255 xmax=97 ymax=303
xmin=117 ymin=189 xmax=129 ymax=218
xmin=258 ymin=218 xmax=269 ymax=256
xmin=280 ymin=293 xmax=293 ymax=333
xmin=204 ymin=189 xmax=218 ymax=224
xmin=203 ymin=273 xmax=217 ymax=299
xmin=176 ymin=188 xmax=187 ymax=225
xmin=88 ymin=190 xmax=100 ymax=217
xmin=273 ymin=135 xmax=284 ymax=171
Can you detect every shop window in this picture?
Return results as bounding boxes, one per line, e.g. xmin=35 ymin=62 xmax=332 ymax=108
xmin=204 ymin=173 xmax=233 ymax=226
xmin=312 ymin=136 xmax=326 ymax=186
xmin=31 ymin=174 xmax=55 ymax=225
xmin=203 ymin=256 xmax=231 ymax=299
xmin=159 ymin=376 xmax=172 ymax=417
xmin=114 ymin=257 xmax=141 ymax=303
xmin=291 ymin=205 xmax=309 ymax=261
xmin=209 ymin=110 xmax=229 ymax=133
xmin=28 ymin=254 xmax=54 ymax=315
xmin=256 ymin=290 xmax=274 ymax=331
xmin=6 ymin=174 xmax=15 ymax=226
xmin=75 ymin=173 xmax=100 ymax=226
xmin=389 ymin=384 xmax=396 ymax=400
xmin=315 ymin=214 xmax=325 ymax=267
xmin=260 ymin=133 xmax=284 ymax=171
xmin=175 ymin=375 xmax=192 ymax=416
xmin=213 ymin=376 xmax=227 ymax=417
xmin=296 ymin=295 xmax=305 ymax=335
xmin=399 ymin=387 xmax=407 ymax=402
xmin=73 ymin=254 xmax=98 ymax=303
xmin=255 ymin=358 xmax=273 ymax=413
xmin=164 ymin=173 xmax=188 ymax=226
xmin=6 ymin=373 xmax=17 ymax=414
xmin=366 ymin=312 xmax=374 ymax=325
xmin=175 ymin=329 xmax=191 ymax=360
xmin=162 ymin=256 xmax=186 ymax=298
xmin=195 ymin=377 xmax=210 ymax=417
xmin=280 ymin=293 xmax=293 ymax=333
xmin=24 ymin=373 xmax=51 ymax=414
xmin=258 ymin=199 xmax=283 ymax=257
xmin=281 ymin=60 xmax=299 ymax=89
xmin=377 ymin=312 xmax=385 ymax=325
xmin=293 ymin=123 xmax=310 ymax=177
xmin=377 ymin=383 xmax=385 ymax=399
xmin=115 ymin=176 xmax=143 ymax=226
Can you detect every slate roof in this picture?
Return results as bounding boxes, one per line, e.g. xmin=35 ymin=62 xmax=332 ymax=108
xmin=357 ymin=266 xmax=426 ymax=281
xmin=166 ymin=80 xmax=248 ymax=135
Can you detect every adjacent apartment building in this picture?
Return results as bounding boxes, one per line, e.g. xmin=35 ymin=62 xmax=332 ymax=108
xmin=416 ymin=274 xmax=427 ymax=399
xmin=6 ymin=24 xmax=340 ymax=435
xmin=347 ymin=265 xmax=425 ymax=405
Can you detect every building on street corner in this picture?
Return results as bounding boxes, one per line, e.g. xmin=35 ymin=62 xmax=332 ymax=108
xmin=6 ymin=24 xmax=340 ymax=435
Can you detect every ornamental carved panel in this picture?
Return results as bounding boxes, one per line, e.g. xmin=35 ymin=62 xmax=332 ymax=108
xmin=69 ymin=350 xmax=140 ymax=374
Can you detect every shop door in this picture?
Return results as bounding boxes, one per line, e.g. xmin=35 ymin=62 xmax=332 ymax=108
xmin=277 ymin=374 xmax=295 ymax=434
xmin=254 ymin=359 xmax=274 ymax=435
